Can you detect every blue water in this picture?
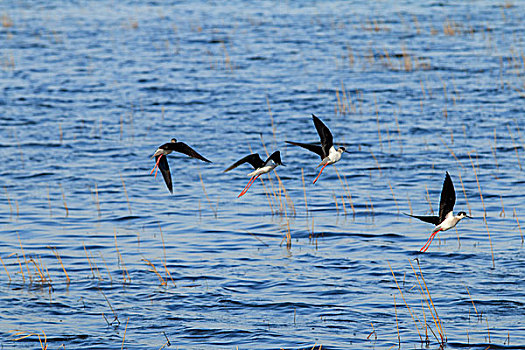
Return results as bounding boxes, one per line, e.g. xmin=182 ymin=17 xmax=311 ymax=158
xmin=1 ymin=1 xmax=524 ymax=349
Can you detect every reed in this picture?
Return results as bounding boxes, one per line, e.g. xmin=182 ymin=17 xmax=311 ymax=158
xmin=301 ymin=168 xmax=308 ymax=215
xmin=424 ymin=185 xmax=434 ymax=214
xmin=121 ymin=317 xmax=130 ymax=350
xmin=368 ymin=193 xmax=375 ymax=217
xmin=259 ymin=177 xmax=275 ymax=214
xmin=83 ymin=241 xmax=96 ymax=278
xmin=29 ymin=258 xmax=46 ymax=284
xmin=366 ymin=322 xmax=377 ymax=340
xmin=142 ymin=258 xmax=166 ymax=286
xmin=120 ymin=173 xmax=132 ymax=215
xmin=17 ymin=232 xmax=31 ymax=280
xmin=369 ymin=150 xmax=382 ymax=176
xmin=499 ymin=195 xmax=505 ymax=217
xmin=388 ymin=181 xmax=400 ymax=214
xmin=95 ymin=182 xmax=101 ymax=217
xmin=332 ymin=192 xmax=339 ymax=214
xmin=506 ymin=124 xmax=522 ymax=170
xmin=408 ymin=259 xmax=444 ymax=344
xmin=514 ymin=208 xmax=523 ymax=243
xmin=340 ymin=194 xmax=347 ymax=215
xmin=198 ymin=172 xmax=217 ymax=218
xmin=463 ymin=284 xmax=478 ymax=316
xmin=336 ymin=89 xmax=342 ymax=115
xmin=221 ymin=42 xmax=233 ymax=71
xmin=388 ymin=262 xmax=423 ymax=341
xmin=394 ymin=294 xmax=400 ymax=345
xmin=114 ymin=229 xmax=130 ymax=283
xmin=456 ymin=171 xmax=471 ymax=216
xmin=46 ymin=184 xmax=52 ymax=217
xmin=333 ymin=166 xmax=355 ymax=215
xmin=10 ymin=330 xmax=47 ymax=350
xmin=99 ymin=287 xmax=120 ymax=325
xmin=439 ymin=137 xmax=464 ymax=170
xmin=159 ymin=332 xmax=171 ymax=349
xmin=468 ymin=152 xmax=495 ymax=267
xmin=5 ymin=186 xmax=13 ymax=217
xmin=374 ymin=95 xmax=382 ymax=150
xmin=266 ymin=95 xmax=276 ymax=142
xmin=275 ymin=171 xmax=295 ymax=217
xmin=89 ymin=250 xmax=103 ymax=281
xmin=406 ymin=193 xmax=413 ymax=215
xmin=47 ymin=246 xmax=69 ymax=283
xmin=486 ymin=317 xmax=491 ymax=343
xmin=159 ymin=224 xmax=176 ymax=287
xmin=0 ymin=256 xmax=11 ymax=282
xmin=59 ymin=183 xmax=69 ymax=217
xmin=341 ymin=82 xmax=350 ymax=114
xmin=287 ymin=220 xmax=292 ymax=249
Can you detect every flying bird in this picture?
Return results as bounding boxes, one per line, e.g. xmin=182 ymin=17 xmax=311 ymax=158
xmin=286 ymin=114 xmax=346 ymax=184
xmin=405 ymin=172 xmax=471 ymax=252
xmin=224 ymin=151 xmax=283 ymax=197
xmin=150 ymin=138 xmax=211 ymax=193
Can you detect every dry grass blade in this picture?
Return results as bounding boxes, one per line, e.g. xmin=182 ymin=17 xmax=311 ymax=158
xmin=408 ymin=259 xmax=444 ymax=344
xmin=142 ymin=258 xmax=167 ymax=286
xmin=369 ymin=150 xmax=382 ymax=176
xmin=468 ymin=152 xmax=494 ymax=267
xmin=514 ymin=208 xmax=523 ymax=243
xmin=457 ymin=171 xmax=471 ymax=216
xmin=48 ymin=247 xmax=69 ymax=283
xmin=121 ymin=317 xmax=130 ymax=350
xmin=59 ymin=183 xmax=69 ymax=217
xmin=388 ymin=181 xmax=400 ymax=214
xmin=0 ymin=256 xmax=11 ymax=282
xmin=507 ymin=124 xmax=522 ymax=170
xmin=463 ymin=284 xmax=478 ymax=316
xmin=17 ymin=232 xmax=31 ymax=280
xmin=120 ymin=173 xmax=132 ymax=215
xmin=388 ymin=262 xmax=423 ymax=341
xmin=83 ymin=241 xmax=96 ymax=278
xmin=301 ymin=168 xmax=308 ymax=215
xmin=244 ymin=230 xmax=269 ymax=247
xmin=198 ymin=172 xmax=217 ymax=218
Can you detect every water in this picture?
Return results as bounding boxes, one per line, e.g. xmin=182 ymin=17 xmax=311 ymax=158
xmin=1 ymin=1 xmax=524 ymax=349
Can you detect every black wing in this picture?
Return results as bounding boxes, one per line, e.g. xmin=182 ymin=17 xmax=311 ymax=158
xmin=156 ymin=155 xmax=173 ymax=193
xmin=312 ymin=114 xmax=333 ymax=158
xmin=170 ymin=142 xmax=212 ymax=163
xmin=285 ymin=141 xmax=324 ymax=159
xmin=224 ymin=153 xmax=264 ymax=172
xmin=438 ymin=172 xmax=456 ymax=223
xmin=404 ymin=213 xmax=440 ymax=226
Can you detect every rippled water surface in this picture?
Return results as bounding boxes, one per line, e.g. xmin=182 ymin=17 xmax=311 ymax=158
xmin=1 ymin=1 xmax=524 ymax=349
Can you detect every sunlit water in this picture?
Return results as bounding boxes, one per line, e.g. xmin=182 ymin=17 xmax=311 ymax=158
xmin=1 ymin=1 xmax=524 ymax=349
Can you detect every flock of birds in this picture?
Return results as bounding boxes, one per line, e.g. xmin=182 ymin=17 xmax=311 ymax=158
xmin=150 ymin=114 xmax=471 ymax=252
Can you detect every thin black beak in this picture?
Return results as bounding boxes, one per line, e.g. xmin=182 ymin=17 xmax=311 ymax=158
xmin=465 ymin=215 xmax=472 ymax=219
xmin=280 ymin=163 xmax=285 ymax=166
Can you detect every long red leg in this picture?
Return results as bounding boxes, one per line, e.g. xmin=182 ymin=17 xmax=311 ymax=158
xmin=238 ymin=176 xmax=255 ymax=197
xmin=238 ymin=175 xmax=260 ymax=197
xmin=313 ymin=163 xmax=329 ymax=184
xmin=150 ymin=154 xmax=163 ymax=178
xmin=420 ymin=228 xmax=442 ymax=252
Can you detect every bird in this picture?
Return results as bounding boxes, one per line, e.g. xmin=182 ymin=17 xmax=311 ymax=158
xmin=405 ymin=171 xmax=471 ymax=252
xmin=150 ymin=138 xmax=211 ymax=193
xmin=286 ymin=114 xmax=346 ymax=184
xmin=224 ymin=151 xmax=284 ymax=197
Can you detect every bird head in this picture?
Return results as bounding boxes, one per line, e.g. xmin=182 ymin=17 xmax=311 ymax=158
xmin=338 ymin=146 xmax=346 ymax=153
xmin=456 ymin=211 xmax=471 ymax=220
xmin=170 ymin=138 xmax=177 ymax=143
